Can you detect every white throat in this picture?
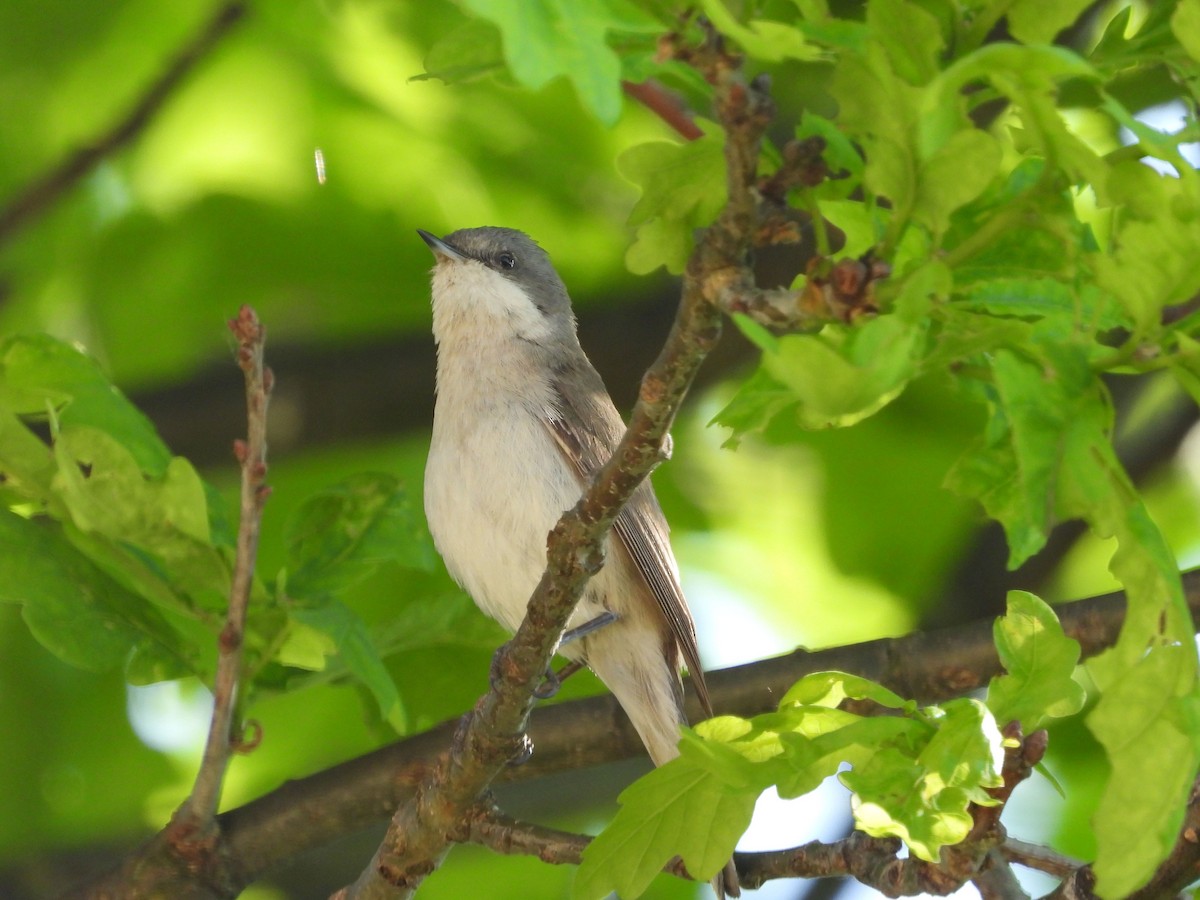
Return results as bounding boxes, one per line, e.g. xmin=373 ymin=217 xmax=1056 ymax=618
xmin=430 ymin=259 xmax=554 ymax=349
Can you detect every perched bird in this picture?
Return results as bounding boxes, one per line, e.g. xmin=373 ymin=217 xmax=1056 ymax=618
xmin=420 ymin=226 xmax=738 ymax=898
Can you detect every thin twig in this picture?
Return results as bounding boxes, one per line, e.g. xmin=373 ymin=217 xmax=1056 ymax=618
xmin=0 ymin=1 xmax=246 ymax=245
xmin=179 ymin=305 xmax=272 ymax=827
xmin=1003 ymin=838 xmax=1083 ymax=879
xmin=622 ymin=80 xmax=704 ymax=140
xmin=465 ymin=806 xmax=589 ymax=863
xmin=464 ymin=806 xmax=693 ymax=884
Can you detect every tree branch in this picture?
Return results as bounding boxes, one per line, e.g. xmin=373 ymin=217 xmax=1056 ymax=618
xmin=1003 ymin=839 xmax=1082 ymax=879
xmin=75 ymin=573 xmax=1200 ymax=898
xmin=167 ymin=307 xmax=271 ymax=870
xmin=0 ymin=1 xmax=246 ymax=245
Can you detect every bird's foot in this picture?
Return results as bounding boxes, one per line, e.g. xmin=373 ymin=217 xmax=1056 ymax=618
xmin=533 ymin=660 xmax=585 ymax=699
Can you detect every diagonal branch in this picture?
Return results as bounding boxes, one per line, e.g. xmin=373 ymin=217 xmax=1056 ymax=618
xmin=0 ymin=0 xmax=246 ymax=245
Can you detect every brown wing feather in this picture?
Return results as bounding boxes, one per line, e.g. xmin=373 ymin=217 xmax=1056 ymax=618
xmin=542 ymin=367 xmax=714 ymax=718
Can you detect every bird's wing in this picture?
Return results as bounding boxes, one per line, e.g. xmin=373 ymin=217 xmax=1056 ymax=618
xmin=542 ymin=363 xmax=713 ymax=717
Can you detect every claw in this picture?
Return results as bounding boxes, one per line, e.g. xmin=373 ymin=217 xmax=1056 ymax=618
xmin=533 ymin=667 xmax=561 ymax=699
xmin=534 ymin=660 xmax=585 ymax=698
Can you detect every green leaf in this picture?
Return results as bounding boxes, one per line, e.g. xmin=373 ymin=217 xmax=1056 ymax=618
xmin=51 ymin=426 xmax=230 ymax=609
xmin=987 ymin=591 xmax=1085 ymax=732
xmin=918 ymin=700 xmax=1005 ymax=799
xmin=842 ymin=699 xmax=1003 ymax=862
xmin=1171 ymin=332 xmax=1200 ymax=406
xmin=0 ymin=508 xmax=191 ymax=674
xmin=1093 ymin=167 xmax=1200 ymax=334
xmin=956 ymin=278 xmax=1128 ymax=332
xmin=710 ymin=366 xmax=797 ymax=448
xmin=0 ymin=407 xmax=56 ymax=500
xmin=845 ymin=747 xmax=964 ymax=858
xmin=0 ymin=334 xmax=170 ymax=476
xmin=618 ymin=120 xmax=727 ymax=274
xmin=370 ymin=590 xmax=506 ymax=652
xmin=945 ymin=339 xmax=1103 ymax=567
xmin=1171 ymin=0 xmax=1200 ymax=63
xmin=912 ymin=128 xmax=1001 ymax=239
xmin=1069 ymin=470 xmax=1194 ymax=694
xmin=781 ymin=670 xmax=908 ymax=710
xmin=291 ymin=601 xmax=407 ymax=731
xmin=1007 ymin=0 xmax=1095 ymax=45
xmin=415 ymin=18 xmax=504 ymax=83
xmin=458 ymin=0 xmax=659 ymax=124
xmin=285 ymin=472 xmax=434 ymax=600
xmin=1065 ymin=447 xmax=1197 ymax=894
xmin=947 ymin=327 xmax=1198 ymax=892
xmin=924 ymin=44 xmax=1102 ymax=185
xmin=829 ymin=42 xmax=920 ymax=218
xmin=866 ymin=0 xmax=944 ymax=86
xmin=933 ymin=43 xmax=1098 ymax=102
xmin=54 ymin=429 xmax=209 ymax=543
xmin=1087 ymin=646 xmax=1200 ymax=897
xmin=819 ymin=199 xmax=887 ymax=257
xmin=757 ymin=314 xmax=927 ymax=429
xmin=573 ymin=749 xmax=756 ymax=900
xmin=729 ymin=313 xmax=778 ymax=353
xmin=716 ymin=270 xmax=945 ymax=442
xmin=275 ymin=617 xmax=337 ymax=670
xmin=699 ymin=0 xmax=822 ymax=62
xmin=775 ymin=715 xmax=926 ymax=798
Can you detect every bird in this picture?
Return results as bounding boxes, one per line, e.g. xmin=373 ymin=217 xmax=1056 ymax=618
xmin=419 ymin=226 xmax=739 ymax=898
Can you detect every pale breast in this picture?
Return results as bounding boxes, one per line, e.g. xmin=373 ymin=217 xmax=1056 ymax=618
xmin=424 ymin=372 xmax=610 ymax=636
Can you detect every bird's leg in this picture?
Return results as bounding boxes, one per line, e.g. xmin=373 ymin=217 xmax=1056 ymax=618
xmin=533 ymin=612 xmax=619 ymax=698
xmin=562 ymin=610 xmax=618 ymax=644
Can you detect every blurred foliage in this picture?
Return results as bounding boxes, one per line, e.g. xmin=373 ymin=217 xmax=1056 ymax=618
xmin=2 ymin=0 xmax=1200 ymax=899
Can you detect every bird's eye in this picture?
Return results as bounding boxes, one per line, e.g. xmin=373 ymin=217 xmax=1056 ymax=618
xmin=498 ymin=252 xmax=516 ymax=270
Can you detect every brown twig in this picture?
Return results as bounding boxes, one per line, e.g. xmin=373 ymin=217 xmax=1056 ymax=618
xmin=1003 ymin=839 xmax=1082 ymax=878
xmin=463 ymin=805 xmax=593 ymax=866
xmin=176 ymin=306 xmax=271 ymax=831
xmin=0 ymin=1 xmax=246 ymax=245
xmin=733 ymin=831 xmax=1018 ymax=895
xmin=622 ymin=79 xmax=704 ymax=140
